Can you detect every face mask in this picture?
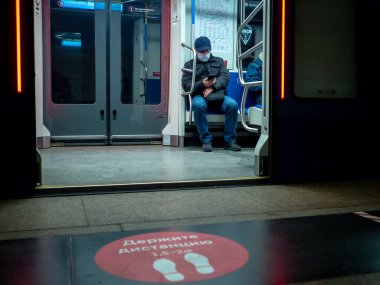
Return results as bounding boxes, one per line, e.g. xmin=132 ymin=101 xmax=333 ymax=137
xmin=197 ymin=52 xmax=210 ymax=62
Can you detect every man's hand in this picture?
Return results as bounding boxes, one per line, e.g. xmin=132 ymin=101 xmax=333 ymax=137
xmin=203 ymin=77 xmax=216 ymax=88
xmin=203 ymin=87 xmax=214 ymax=98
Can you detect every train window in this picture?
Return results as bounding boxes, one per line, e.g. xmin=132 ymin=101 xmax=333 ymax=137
xmin=294 ymin=0 xmax=357 ymax=99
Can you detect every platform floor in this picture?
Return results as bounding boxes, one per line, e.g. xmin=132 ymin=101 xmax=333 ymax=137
xmin=0 ymin=179 xmax=379 ymax=284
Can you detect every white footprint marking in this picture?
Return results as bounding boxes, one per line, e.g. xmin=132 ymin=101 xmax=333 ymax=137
xmin=184 ymin=253 xmax=215 ymax=274
xmin=153 ymin=258 xmax=185 ymax=282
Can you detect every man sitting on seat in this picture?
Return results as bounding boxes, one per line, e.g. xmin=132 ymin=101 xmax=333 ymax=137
xmin=181 ymin=36 xmax=241 ymax=152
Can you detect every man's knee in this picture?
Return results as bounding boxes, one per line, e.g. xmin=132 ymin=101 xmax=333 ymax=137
xmin=226 ymin=98 xmax=238 ymax=111
xmin=192 ymin=96 xmax=207 ymax=111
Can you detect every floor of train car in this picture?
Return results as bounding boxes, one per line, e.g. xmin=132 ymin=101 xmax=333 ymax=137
xmin=38 ymin=127 xmax=260 ymax=188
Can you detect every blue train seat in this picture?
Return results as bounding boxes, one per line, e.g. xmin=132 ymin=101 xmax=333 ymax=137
xmin=228 ymin=72 xmax=263 ymax=127
xmin=226 ymin=72 xmax=259 ymax=115
xmin=145 ymin=79 xmax=161 ymax=105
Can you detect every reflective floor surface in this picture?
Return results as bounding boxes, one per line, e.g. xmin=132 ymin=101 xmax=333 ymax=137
xmin=0 ymin=211 xmax=379 ymax=285
xmin=0 ymin=179 xmax=379 ymax=284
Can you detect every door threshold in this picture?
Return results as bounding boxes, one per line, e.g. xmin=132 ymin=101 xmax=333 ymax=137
xmin=33 ymin=177 xmax=270 ymax=196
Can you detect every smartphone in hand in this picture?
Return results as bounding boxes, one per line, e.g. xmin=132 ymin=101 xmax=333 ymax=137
xmin=206 ymin=74 xmax=216 ymax=80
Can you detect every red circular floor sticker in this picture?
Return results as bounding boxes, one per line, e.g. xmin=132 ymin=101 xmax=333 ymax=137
xmin=95 ymin=231 xmax=249 ymax=283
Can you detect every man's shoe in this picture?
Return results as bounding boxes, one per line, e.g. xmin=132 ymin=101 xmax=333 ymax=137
xmin=202 ymin=142 xmax=213 ymax=152
xmin=224 ymin=142 xmax=241 ymax=151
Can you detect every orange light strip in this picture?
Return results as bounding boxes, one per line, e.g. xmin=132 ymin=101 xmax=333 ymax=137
xmin=280 ymin=0 xmax=286 ymax=100
xmin=16 ymin=0 xmax=22 ymax=93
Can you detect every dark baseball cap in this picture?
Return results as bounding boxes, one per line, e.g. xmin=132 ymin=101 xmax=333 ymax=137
xmin=194 ymin=36 xmax=211 ymax=52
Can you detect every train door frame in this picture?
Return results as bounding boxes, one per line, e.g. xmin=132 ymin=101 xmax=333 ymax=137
xmin=35 ymin=0 xmax=272 ymax=153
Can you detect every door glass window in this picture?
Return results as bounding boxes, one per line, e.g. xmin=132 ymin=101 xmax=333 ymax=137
xmin=120 ymin=1 xmax=162 ymax=105
xmin=50 ymin=0 xmax=96 ymax=104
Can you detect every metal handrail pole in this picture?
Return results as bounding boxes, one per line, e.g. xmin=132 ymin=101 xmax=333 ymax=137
xmin=236 ymin=0 xmax=264 ymax=132
xmin=181 ymin=42 xmax=197 ymax=126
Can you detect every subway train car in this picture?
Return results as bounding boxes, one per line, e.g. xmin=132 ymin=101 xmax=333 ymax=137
xmin=2 ymin=0 xmax=380 ymax=197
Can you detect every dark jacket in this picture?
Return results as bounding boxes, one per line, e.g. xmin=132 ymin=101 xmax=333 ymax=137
xmin=182 ymin=54 xmax=230 ymax=97
xmin=246 ymin=57 xmax=262 ymax=106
